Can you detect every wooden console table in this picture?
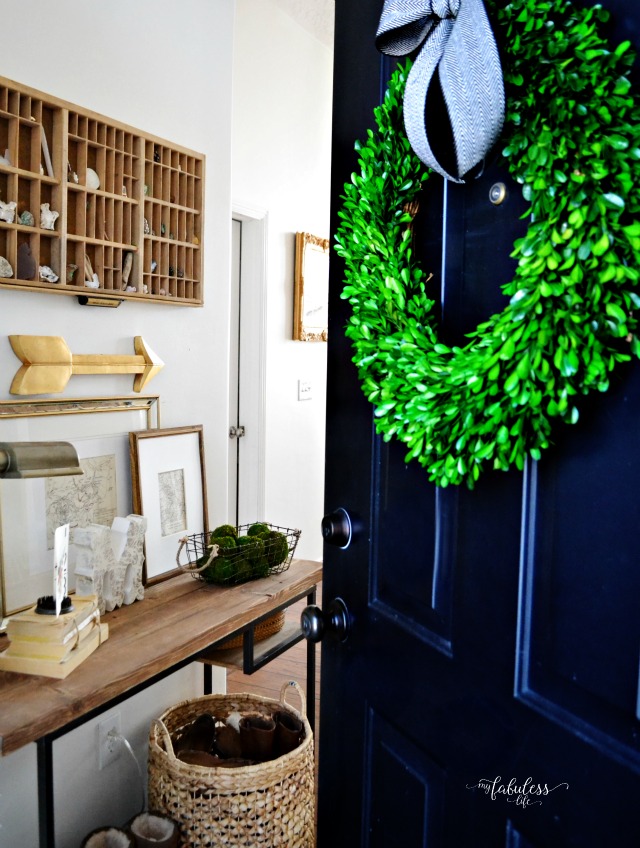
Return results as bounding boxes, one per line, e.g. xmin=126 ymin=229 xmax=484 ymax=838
xmin=0 ymin=558 xmax=322 ymax=847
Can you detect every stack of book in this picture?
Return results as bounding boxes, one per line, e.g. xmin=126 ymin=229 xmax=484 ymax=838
xmin=0 ymin=595 xmax=108 ymax=678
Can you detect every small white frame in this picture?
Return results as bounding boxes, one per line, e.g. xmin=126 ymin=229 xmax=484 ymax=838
xmin=129 ymin=425 xmax=208 ymax=585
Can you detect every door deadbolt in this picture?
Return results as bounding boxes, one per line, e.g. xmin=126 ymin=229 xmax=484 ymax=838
xmin=321 ymin=507 xmax=353 ymax=549
xmin=489 ymin=182 xmax=507 ymax=205
xmin=301 ymin=598 xmax=350 ymax=643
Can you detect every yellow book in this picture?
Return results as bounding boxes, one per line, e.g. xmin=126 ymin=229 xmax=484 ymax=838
xmin=0 ymin=622 xmax=108 ymax=679
xmin=6 ymin=616 xmax=101 ymax=660
xmin=5 ymin=595 xmax=98 ymax=644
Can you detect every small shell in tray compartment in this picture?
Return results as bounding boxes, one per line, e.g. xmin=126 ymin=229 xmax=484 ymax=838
xmin=17 ymin=243 xmax=36 ymax=280
xmin=0 ymin=256 xmax=13 ymax=278
xmin=39 ymin=265 xmax=59 ymax=283
xmin=86 ymin=167 xmax=100 ymax=190
xmin=0 ymin=200 xmax=17 ymax=223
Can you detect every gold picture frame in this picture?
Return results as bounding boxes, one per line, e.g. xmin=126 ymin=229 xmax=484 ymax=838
xmin=293 ymin=231 xmax=330 ymax=342
xmin=129 ymin=425 xmax=208 ymax=585
xmin=0 ymin=395 xmax=159 ymax=615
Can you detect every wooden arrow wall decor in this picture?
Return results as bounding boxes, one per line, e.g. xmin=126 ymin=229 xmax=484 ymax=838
xmin=8 ymin=335 xmax=164 ymax=395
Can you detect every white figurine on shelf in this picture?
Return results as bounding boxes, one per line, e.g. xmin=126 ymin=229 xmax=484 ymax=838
xmin=40 ymin=202 xmax=59 ymax=230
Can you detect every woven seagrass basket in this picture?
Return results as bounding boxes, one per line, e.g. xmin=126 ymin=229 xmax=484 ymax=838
xmin=148 ymin=681 xmax=314 ymax=847
xmin=211 ymin=609 xmax=286 ymax=651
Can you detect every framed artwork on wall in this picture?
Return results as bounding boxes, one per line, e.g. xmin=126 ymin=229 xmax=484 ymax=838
xmin=293 ymin=231 xmax=330 ymax=342
xmin=0 ymin=395 xmax=159 ymax=616
xmin=129 ymin=425 xmax=208 ymax=585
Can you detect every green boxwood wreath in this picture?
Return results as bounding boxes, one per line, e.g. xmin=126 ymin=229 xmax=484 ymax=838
xmin=335 ymin=0 xmax=640 ymax=488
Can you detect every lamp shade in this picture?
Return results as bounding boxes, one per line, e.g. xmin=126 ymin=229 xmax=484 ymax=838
xmin=0 ymin=441 xmax=83 ymax=478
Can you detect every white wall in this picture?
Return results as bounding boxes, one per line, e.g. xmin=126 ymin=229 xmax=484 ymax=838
xmin=0 ymin=0 xmax=333 ymax=842
xmin=0 ymin=1 xmax=231 ymax=844
xmin=232 ymin=0 xmax=333 ymax=561
xmin=0 ymin=0 xmax=234 ymax=524
xmin=0 ymin=664 xmax=211 ymax=847
xmin=51 ymin=669 xmax=207 ymax=848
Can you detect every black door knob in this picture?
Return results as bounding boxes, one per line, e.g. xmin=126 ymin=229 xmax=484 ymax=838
xmin=321 ymin=507 xmax=353 ymax=548
xmin=301 ymin=598 xmax=350 ymax=643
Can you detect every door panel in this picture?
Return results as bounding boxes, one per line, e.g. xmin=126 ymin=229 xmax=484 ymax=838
xmin=320 ymin=0 xmax=640 ymax=844
xmin=374 ymin=440 xmax=456 ymax=655
xmin=439 ymin=171 xmax=528 ymax=344
xmin=505 ymin=823 xmax=537 ymax=848
xmin=364 ymin=710 xmax=445 ymax=847
xmin=517 ymin=371 xmax=640 ymax=770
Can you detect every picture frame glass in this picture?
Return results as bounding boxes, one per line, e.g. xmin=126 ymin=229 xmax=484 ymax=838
xmin=0 ymin=397 xmax=158 ymax=615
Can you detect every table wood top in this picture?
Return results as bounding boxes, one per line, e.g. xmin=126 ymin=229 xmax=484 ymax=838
xmin=0 ymin=559 xmax=322 ymax=755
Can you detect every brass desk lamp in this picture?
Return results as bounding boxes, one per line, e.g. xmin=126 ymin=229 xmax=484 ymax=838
xmin=0 ymin=441 xmax=82 ymax=478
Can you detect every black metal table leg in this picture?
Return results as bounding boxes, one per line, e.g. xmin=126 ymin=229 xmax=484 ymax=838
xmin=306 ymin=587 xmax=317 ymax=735
xmin=37 ymin=736 xmax=55 ymax=847
xmin=198 ymin=583 xmax=320 ymax=731
xmin=203 ymin=662 xmax=212 ymax=695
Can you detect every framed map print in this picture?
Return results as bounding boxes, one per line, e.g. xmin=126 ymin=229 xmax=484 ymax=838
xmin=129 ymin=425 xmax=208 ymax=585
xmin=0 ymin=396 xmax=159 ymax=615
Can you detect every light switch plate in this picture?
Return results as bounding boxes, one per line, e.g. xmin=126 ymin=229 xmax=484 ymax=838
xmin=298 ymin=380 xmax=313 ymax=401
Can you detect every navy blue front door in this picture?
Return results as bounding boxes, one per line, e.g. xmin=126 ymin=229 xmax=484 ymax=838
xmin=318 ymin=2 xmax=640 ymax=845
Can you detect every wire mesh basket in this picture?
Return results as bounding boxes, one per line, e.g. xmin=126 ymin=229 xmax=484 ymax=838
xmin=176 ymin=523 xmax=300 ymax=586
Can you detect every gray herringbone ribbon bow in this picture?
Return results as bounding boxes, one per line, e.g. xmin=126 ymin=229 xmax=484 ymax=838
xmin=376 ymin=0 xmax=504 ymax=183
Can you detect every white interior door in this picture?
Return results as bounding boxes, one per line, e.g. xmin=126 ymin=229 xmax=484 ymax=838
xmin=228 ymin=218 xmax=242 ymax=524
xmin=228 ymin=211 xmax=267 ymax=526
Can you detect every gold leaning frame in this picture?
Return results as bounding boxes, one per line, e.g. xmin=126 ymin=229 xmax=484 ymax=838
xmin=293 ymin=231 xmax=330 ymax=342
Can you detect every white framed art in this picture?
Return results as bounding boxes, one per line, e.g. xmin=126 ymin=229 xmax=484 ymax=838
xmin=129 ymin=425 xmax=208 ymax=585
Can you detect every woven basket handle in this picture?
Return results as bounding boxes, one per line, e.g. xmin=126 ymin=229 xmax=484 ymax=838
xmin=279 ymin=680 xmax=307 ymax=717
xmin=151 ymin=717 xmax=176 ymax=758
xmin=175 ymin=538 xmax=219 ymax=574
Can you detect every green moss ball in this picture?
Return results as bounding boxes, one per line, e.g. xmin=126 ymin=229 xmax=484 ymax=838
xmin=202 ymin=556 xmax=237 ymax=584
xmin=247 ymin=522 xmax=270 ymax=537
xmin=252 ymin=557 xmax=271 ymax=579
xmin=250 ymin=539 xmax=266 ymax=562
xmin=261 ymin=531 xmax=289 ymax=567
xmin=210 ymin=524 xmax=238 ymax=540
xmin=210 ymin=535 xmax=236 ymax=551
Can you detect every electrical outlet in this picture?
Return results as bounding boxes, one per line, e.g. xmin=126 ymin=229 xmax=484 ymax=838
xmin=98 ymin=713 xmax=121 ymax=769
